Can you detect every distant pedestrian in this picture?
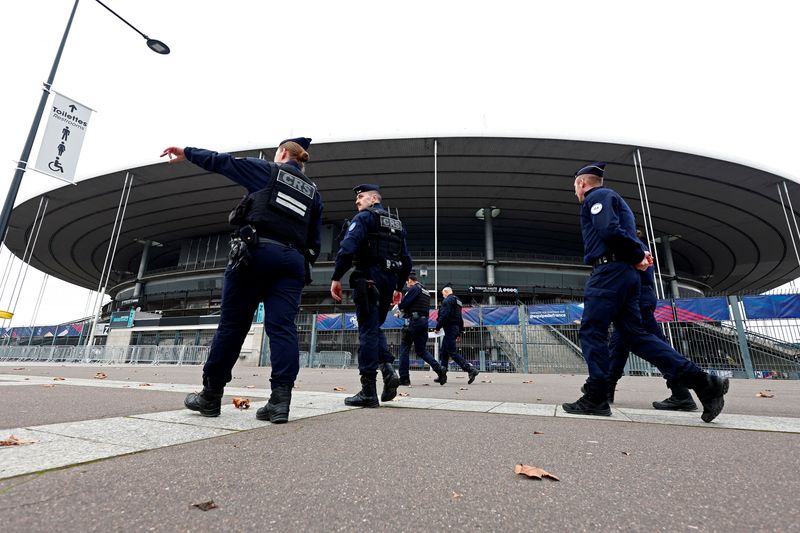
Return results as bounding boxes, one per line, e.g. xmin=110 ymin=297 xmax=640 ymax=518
xmin=397 ymin=274 xmax=447 ymax=386
xmin=435 ymin=284 xmax=479 ymax=385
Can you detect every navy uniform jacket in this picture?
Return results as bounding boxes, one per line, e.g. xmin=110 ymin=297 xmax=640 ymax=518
xmin=580 ymin=187 xmax=644 ymax=265
xmin=398 ymin=283 xmax=428 ymax=317
xmin=436 ymin=294 xmax=464 ymax=333
xmin=184 ymin=147 xmax=323 ymax=260
xmin=331 ymin=202 xmax=412 ymax=291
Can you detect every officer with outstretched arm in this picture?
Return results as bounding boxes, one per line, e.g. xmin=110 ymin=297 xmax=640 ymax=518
xmin=161 ymin=138 xmax=322 ymax=424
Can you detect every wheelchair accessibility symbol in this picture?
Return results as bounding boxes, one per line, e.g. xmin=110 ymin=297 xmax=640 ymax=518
xmin=48 ymin=157 xmax=65 ymax=173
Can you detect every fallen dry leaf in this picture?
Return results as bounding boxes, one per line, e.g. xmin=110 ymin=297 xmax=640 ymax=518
xmin=138 ymin=383 xmax=151 ymax=387
xmin=42 ymin=384 xmax=55 ymax=388
xmin=422 ymin=383 xmax=430 ymax=386
xmin=13 ymin=367 xmax=25 ymax=370
xmin=245 ymin=385 xmax=255 ymax=389
xmin=522 ymin=380 xmax=534 ymax=384
xmin=53 ymin=377 xmax=66 ymax=381
xmin=0 ymin=435 xmax=37 ymax=446
xmin=191 ymin=500 xmax=218 ymax=511
xmin=94 ymin=372 xmax=107 ymax=380
xmin=459 ymin=387 xmax=469 ymax=390
xmin=232 ymin=397 xmax=250 ymax=409
xmin=481 ymin=379 xmax=493 ymax=383
xmin=514 ymin=463 xmax=560 ymax=481
xmin=451 ymin=491 xmax=463 ymax=500
xmin=533 ymin=431 xmax=544 ymax=435
xmin=398 ymin=392 xmax=410 ymax=397
xmin=333 ymin=386 xmax=346 ymax=392
xmin=756 ymin=391 xmax=774 ymax=398
xmin=621 ymin=451 xmax=630 ymax=456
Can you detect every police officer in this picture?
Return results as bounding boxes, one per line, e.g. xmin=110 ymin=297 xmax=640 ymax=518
xmin=160 ymin=138 xmax=323 ymax=423
xmin=330 ymin=184 xmax=412 ymax=406
xmin=397 ymin=274 xmax=447 ymax=386
xmin=435 ymin=284 xmax=479 ymax=385
xmin=565 ymin=162 xmax=727 ymax=422
xmin=606 ymin=231 xmax=697 ymax=410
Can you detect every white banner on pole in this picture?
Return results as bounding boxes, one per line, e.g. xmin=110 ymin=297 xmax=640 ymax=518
xmin=34 ymin=91 xmax=93 ymax=183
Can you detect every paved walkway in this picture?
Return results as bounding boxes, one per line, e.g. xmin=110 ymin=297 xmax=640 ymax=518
xmin=1 ymin=364 xmax=798 ymax=531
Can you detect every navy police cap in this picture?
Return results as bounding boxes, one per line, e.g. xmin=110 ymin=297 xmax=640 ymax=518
xmin=280 ymin=137 xmax=312 ymax=151
xmin=353 ymin=183 xmax=380 ymax=195
xmin=574 ymin=161 xmax=606 ymax=178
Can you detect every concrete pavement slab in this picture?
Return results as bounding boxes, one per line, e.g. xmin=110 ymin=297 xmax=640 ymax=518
xmin=489 ymin=402 xmax=558 ymax=416
xmin=29 ymin=417 xmax=234 ymax=451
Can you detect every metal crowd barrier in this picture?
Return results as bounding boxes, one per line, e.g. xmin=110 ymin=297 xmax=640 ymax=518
xmin=0 ymin=345 xmax=210 ymax=365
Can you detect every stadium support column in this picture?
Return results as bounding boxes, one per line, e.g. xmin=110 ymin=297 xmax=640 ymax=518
xmin=133 ymin=240 xmax=152 ymax=299
xmin=477 ymin=207 xmax=500 ymax=305
xmin=661 ymin=236 xmax=681 ymax=299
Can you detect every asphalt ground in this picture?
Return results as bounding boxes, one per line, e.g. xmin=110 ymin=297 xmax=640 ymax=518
xmin=1 ymin=363 xmax=799 ymax=532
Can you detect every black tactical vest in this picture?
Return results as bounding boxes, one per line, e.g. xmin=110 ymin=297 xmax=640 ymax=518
xmin=356 ymin=207 xmax=404 ymax=270
xmin=245 ymin=164 xmax=317 ymax=249
xmin=405 ymin=285 xmax=431 ymax=318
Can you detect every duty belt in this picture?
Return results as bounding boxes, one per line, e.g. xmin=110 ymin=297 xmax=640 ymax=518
xmin=259 ymin=237 xmax=293 ymax=248
xmin=592 ymin=253 xmax=619 ymax=267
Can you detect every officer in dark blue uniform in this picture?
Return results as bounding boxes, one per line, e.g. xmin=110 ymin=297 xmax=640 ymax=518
xmin=397 ymin=274 xmax=447 ymax=386
xmin=161 ymin=138 xmax=323 ymax=423
xmin=435 ymin=284 xmax=479 ymax=385
xmin=565 ymin=162 xmax=727 ymax=422
xmin=607 ymin=231 xmax=697 ymax=410
xmin=330 ymin=184 xmax=412 ymax=406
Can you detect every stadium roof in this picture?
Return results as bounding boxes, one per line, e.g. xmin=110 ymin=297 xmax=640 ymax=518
xmin=6 ymin=137 xmax=800 ymax=294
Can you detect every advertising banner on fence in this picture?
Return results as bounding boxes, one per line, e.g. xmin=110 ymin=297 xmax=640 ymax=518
xmin=528 ymin=304 xmax=568 ymax=324
xmin=34 ymin=91 xmax=93 ymax=183
xmin=743 ymin=294 xmax=800 ymax=319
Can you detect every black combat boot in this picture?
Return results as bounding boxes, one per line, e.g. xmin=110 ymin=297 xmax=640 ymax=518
xmin=345 ymin=374 xmax=380 ymax=407
xmin=256 ymin=382 xmax=293 ymax=423
xmin=653 ymin=382 xmax=698 ymax=411
xmin=467 ymin=365 xmax=480 ymax=385
xmin=399 ymin=375 xmax=412 ymax=386
xmin=433 ymin=366 xmax=448 ymax=385
xmin=379 ymin=362 xmax=401 ymax=402
xmin=184 ymin=386 xmax=224 ymax=417
xmin=562 ymin=394 xmax=612 ymax=416
xmin=687 ymin=373 xmax=729 ymax=423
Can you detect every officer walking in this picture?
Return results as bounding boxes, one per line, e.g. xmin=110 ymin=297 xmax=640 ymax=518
xmin=435 ymin=285 xmax=479 ymax=385
xmin=397 ymin=274 xmax=447 ymax=386
xmin=330 ymin=184 xmax=412 ymax=406
xmin=606 ymin=231 xmax=697 ymax=410
xmin=160 ymin=138 xmax=323 ymax=423
xmin=565 ymin=162 xmax=727 ymax=422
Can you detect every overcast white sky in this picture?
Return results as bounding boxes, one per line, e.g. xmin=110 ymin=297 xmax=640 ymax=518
xmin=1 ymin=0 xmax=798 ymax=327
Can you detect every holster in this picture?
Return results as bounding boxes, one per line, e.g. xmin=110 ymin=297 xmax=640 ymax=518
xmin=228 ymin=195 xmax=252 ymax=226
xmin=228 ymin=236 xmax=251 ymax=270
xmin=401 ymin=325 xmax=412 ymax=345
xmin=350 ymin=274 xmax=380 ymax=307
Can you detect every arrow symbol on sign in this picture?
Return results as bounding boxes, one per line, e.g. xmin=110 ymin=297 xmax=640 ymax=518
xmin=69 ymin=105 xmax=77 ymax=112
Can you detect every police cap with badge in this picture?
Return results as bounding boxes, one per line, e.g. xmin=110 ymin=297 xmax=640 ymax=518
xmin=574 ymin=162 xmax=605 ymax=179
xmin=280 ymin=137 xmax=312 ymax=150
xmin=353 ymin=183 xmax=380 ymax=195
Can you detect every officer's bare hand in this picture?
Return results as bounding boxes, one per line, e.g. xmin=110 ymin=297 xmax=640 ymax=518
xmin=160 ymin=146 xmax=186 ymax=163
xmin=392 ymin=290 xmax=402 ymax=305
xmin=635 ymin=251 xmax=653 ymax=271
xmin=330 ymin=280 xmax=343 ymax=302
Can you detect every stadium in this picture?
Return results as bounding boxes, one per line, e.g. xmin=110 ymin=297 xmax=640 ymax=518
xmin=3 ymin=137 xmax=800 ymax=378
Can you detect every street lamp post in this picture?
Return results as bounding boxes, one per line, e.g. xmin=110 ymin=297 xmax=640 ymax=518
xmin=0 ymin=0 xmax=169 ymax=247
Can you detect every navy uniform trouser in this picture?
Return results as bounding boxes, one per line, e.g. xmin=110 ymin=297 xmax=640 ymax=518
xmin=351 ymin=268 xmax=396 ymax=375
xmin=399 ymin=317 xmax=439 ymax=378
xmin=203 ymin=242 xmax=304 ymax=389
xmin=440 ymin=324 xmax=470 ymax=371
xmin=607 ymin=290 xmax=665 ymax=381
xmin=580 ymin=262 xmax=702 ymax=400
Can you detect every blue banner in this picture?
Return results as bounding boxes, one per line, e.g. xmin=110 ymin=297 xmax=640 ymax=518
xmin=743 ymin=294 xmax=800 ymax=319
xmin=528 ymin=304 xmax=568 ymax=324
xmin=671 ymin=297 xmax=730 ymax=322
xmin=481 ymin=306 xmax=519 ymax=326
